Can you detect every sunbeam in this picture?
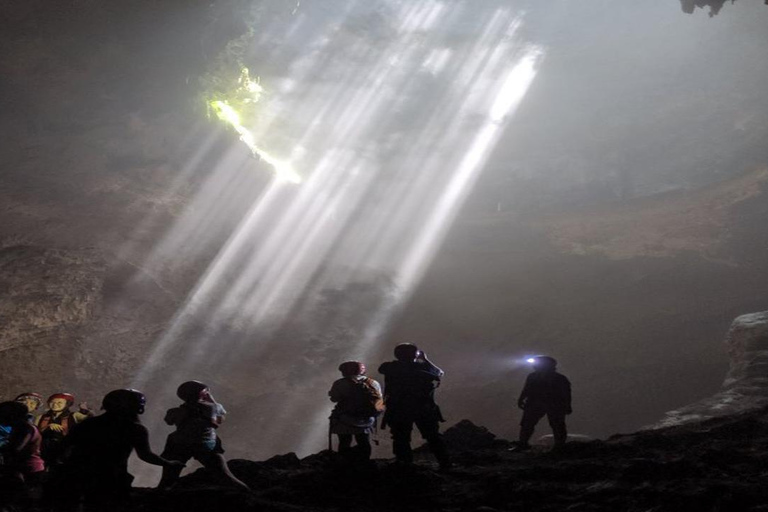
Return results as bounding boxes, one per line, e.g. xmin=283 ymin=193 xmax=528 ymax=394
xmin=129 ymin=0 xmax=544 ymax=473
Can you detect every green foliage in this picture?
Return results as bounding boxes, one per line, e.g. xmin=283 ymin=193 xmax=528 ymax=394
xmin=197 ymin=1 xmax=260 ymax=121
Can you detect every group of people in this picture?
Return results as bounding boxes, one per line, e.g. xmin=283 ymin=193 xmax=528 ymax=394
xmin=0 ymin=343 xmax=572 ymax=510
xmin=0 ymin=380 xmax=247 ymax=510
xmin=327 ymin=343 xmax=572 ymax=469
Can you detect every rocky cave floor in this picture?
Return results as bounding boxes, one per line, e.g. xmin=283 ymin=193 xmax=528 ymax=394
xmin=127 ymin=406 xmax=768 ymax=512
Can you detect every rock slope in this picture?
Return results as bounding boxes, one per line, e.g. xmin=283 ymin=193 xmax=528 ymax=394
xmin=127 ymin=411 xmax=768 ymax=512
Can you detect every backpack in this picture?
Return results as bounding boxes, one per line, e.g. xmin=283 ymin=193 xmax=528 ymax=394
xmin=347 ymin=378 xmax=385 ymax=418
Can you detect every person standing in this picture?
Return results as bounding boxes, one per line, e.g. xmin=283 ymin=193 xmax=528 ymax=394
xmin=0 ymin=401 xmax=45 ymax=510
xmin=328 ymin=361 xmax=383 ymax=464
xmin=36 ymin=393 xmax=92 ymax=467
xmin=378 ymin=343 xmax=450 ymax=469
xmin=515 ymin=355 xmax=572 ymax=450
xmin=0 ymin=401 xmax=45 ymax=479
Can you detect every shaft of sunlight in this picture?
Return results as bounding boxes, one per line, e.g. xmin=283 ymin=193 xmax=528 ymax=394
xmin=129 ymin=0 xmax=544 ymax=467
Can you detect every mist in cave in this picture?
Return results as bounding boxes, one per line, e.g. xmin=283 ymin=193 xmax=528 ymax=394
xmin=1 ymin=0 xmax=767 ymax=488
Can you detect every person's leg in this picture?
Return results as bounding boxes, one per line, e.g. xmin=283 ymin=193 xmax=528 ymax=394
xmin=415 ymin=417 xmax=450 ymax=468
xmin=518 ymin=408 xmax=546 ymax=447
xmin=388 ymin=418 xmax=414 ymax=464
xmin=548 ymin=413 xmax=568 ymax=448
xmin=353 ymin=433 xmax=372 ymax=461
xmin=200 ymin=452 xmax=251 ymax=491
xmin=337 ymin=434 xmax=353 ymax=459
xmin=157 ymin=441 xmax=189 ymax=490
xmin=158 ymin=464 xmax=185 ymax=490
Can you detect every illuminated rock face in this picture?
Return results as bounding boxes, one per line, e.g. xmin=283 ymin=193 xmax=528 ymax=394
xmin=0 ymin=244 xmax=176 ymax=403
xmin=654 ymin=311 xmax=768 ymax=428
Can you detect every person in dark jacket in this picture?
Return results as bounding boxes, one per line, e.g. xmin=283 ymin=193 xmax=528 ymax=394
xmin=56 ymin=389 xmax=183 ymax=511
xmin=0 ymin=401 xmax=45 ymax=509
xmin=516 ymin=355 xmax=572 ymax=450
xmin=378 ymin=343 xmax=450 ymax=468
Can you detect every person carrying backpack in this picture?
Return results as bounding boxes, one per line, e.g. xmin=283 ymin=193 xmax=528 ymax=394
xmin=328 ymin=361 xmax=383 ymax=463
xmin=378 ymin=343 xmax=451 ymax=469
xmin=157 ymin=381 xmax=250 ymax=491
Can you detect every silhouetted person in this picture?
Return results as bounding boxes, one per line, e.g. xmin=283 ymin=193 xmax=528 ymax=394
xmin=516 ymin=356 xmax=572 ymax=450
xmin=54 ymin=389 xmax=182 ymax=511
xmin=379 ymin=343 xmax=450 ymax=469
xmin=158 ymin=380 xmax=250 ymax=491
xmin=0 ymin=401 xmax=45 ymax=509
xmin=329 ymin=361 xmax=383 ymax=464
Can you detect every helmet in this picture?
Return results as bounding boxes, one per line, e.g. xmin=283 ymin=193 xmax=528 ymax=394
xmin=14 ymin=393 xmax=44 ymax=410
xmin=177 ymin=381 xmax=209 ymax=403
xmin=530 ymin=356 xmax=557 ymax=370
xmin=338 ymin=361 xmax=366 ymax=377
xmin=0 ymin=401 xmax=30 ymax=424
xmin=102 ymin=389 xmax=146 ymax=415
xmin=47 ymin=393 xmax=75 ymax=406
xmin=394 ymin=343 xmax=419 ymax=361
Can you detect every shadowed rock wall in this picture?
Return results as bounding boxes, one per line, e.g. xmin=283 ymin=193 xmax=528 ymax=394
xmin=655 ymin=311 xmax=768 ymax=427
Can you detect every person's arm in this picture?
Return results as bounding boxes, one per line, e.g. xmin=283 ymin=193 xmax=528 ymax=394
xmin=330 ymin=379 xmax=351 ymax=403
xmin=417 ymin=351 xmax=445 ymax=378
xmin=563 ymin=376 xmax=572 ymax=414
xmin=3 ymin=423 xmax=33 ymax=455
xmin=328 ymin=381 xmax=340 ymax=403
xmin=164 ymin=407 xmax=183 ymax=426
xmin=518 ymin=375 xmax=532 ymax=409
xmin=72 ymin=403 xmax=94 ymax=423
xmin=212 ymin=403 xmax=226 ymax=427
xmin=133 ymin=425 xmax=184 ymax=468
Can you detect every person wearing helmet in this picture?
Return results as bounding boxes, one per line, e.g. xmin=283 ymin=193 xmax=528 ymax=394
xmin=378 ymin=343 xmax=450 ymax=469
xmin=36 ymin=393 xmax=93 ymax=467
xmin=14 ymin=392 xmax=44 ymax=421
xmin=157 ymin=381 xmax=249 ymax=491
xmin=515 ymin=356 xmax=572 ymax=451
xmin=0 ymin=401 xmax=45 ymax=478
xmin=328 ymin=361 xmax=383 ymax=464
xmin=0 ymin=401 xmax=45 ymax=509
xmin=55 ymin=389 xmax=184 ymax=510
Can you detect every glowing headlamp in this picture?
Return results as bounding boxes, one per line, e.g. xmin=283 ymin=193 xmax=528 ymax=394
xmin=526 ymin=357 xmax=536 ymax=364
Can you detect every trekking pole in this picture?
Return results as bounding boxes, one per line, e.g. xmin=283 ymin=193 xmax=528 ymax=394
xmin=328 ymin=420 xmax=333 ymax=452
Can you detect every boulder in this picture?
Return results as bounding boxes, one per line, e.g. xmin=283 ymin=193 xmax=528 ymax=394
xmin=653 ymin=311 xmax=768 ymax=428
xmin=442 ymin=419 xmax=499 ymax=451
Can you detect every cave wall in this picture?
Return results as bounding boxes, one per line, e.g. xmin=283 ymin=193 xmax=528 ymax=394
xmin=0 ymin=0 xmax=767 ymax=459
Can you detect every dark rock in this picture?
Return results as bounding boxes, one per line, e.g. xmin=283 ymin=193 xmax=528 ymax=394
xmin=124 ymin=407 xmax=768 ymax=511
xmin=442 ymin=419 xmax=498 ymax=451
xmin=680 ymin=0 xmax=733 ymax=16
xmin=263 ymin=452 xmax=303 ymax=470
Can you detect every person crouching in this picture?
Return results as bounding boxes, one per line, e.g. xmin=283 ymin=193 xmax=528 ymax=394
xmin=157 ymin=381 xmax=249 ymax=491
xmin=56 ymin=389 xmax=184 ymax=511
